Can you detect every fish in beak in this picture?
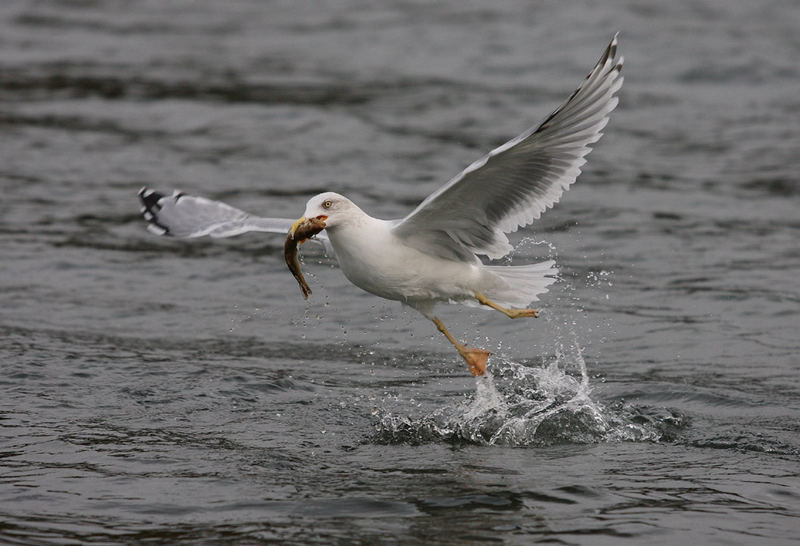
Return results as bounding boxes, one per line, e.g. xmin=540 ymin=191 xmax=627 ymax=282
xmin=285 ymin=215 xmax=327 ymax=299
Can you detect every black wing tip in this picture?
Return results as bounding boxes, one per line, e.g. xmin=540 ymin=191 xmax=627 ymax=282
xmin=536 ymin=34 xmax=623 ymax=132
xmin=610 ymin=33 xmax=624 ymax=72
xmin=602 ymin=32 xmax=622 ymax=69
xmin=138 ymin=187 xmax=164 ymax=209
xmin=137 ymin=186 xmax=171 ymax=236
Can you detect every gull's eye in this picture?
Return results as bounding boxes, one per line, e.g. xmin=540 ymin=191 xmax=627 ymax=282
xmin=322 ymin=199 xmax=333 ymax=209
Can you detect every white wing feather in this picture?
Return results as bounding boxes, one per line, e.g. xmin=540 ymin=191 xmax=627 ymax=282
xmin=392 ymin=34 xmax=623 ymax=261
xmin=138 ymin=187 xmax=329 ymax=243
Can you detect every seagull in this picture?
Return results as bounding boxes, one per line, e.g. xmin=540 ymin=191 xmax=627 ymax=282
xmin=139 ymin=34 xmax=623 ymax=376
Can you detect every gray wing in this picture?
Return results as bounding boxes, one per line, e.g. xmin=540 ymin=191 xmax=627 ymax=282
xmin=392 ymin=34 xmax=623 ymax=261
xmin=138 ymin=187 xmax=329 ymax=244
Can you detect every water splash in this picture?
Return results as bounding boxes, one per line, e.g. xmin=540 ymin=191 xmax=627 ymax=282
xmin=373 ymin=337 xmax=686 ymax=446
xmin=510 ymin=236 xmax=558 ymax=262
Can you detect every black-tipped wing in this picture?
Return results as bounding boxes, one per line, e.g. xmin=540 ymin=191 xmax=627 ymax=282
xmin=138 ymin=188 xmax=328 ymax=243
xmin=392 ymin=34 xmax=623 ymax=261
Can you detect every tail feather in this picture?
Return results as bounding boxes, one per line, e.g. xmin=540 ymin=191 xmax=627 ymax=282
xmin=481 ymin=260 xmax=558 ymax=308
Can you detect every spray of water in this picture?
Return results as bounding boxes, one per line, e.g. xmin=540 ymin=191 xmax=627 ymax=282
xmin=374 ymin=332 xmax=682 ymax=446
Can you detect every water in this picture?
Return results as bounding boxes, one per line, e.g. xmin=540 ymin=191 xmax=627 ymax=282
xmin=1 ymin=0 xmax=799 ymax=543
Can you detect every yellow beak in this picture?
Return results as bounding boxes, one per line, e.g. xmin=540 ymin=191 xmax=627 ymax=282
xmin=289 ymin=216 xmax=307 ymax=239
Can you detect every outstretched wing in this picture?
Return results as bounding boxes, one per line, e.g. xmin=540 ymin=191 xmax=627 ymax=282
xmin=392 ymin=34 xmax=623 ymax=261
xmin=138 ymin=188 xmax=329 ymax=244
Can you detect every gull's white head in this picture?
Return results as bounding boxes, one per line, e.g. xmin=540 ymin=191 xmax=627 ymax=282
xmin=302 ymin=192 xmax=361 ymax=229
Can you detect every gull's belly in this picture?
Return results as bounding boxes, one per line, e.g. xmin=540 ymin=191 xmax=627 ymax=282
xmin=328 ymin=226 xmax=481 ymax=302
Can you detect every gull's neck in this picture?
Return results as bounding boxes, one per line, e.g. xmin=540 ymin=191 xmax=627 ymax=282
xmin=325 ymin=205 xmax=392 ymax=257
xmin=328 ymin=202 xmax=382 ymax=233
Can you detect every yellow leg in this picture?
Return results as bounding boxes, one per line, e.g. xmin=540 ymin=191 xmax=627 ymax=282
xmin=432 ymin=317 xmax=490 ymax=376
xmin=475 ymin=293 xmax=538 ymax=319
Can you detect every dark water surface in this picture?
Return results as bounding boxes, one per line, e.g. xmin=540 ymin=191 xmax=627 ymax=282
xmin=2 ymin=0 xmax=799 ymax=543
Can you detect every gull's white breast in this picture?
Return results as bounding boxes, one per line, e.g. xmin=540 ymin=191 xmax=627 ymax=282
xmin=326 ymin=217 xmax=483 ymax=303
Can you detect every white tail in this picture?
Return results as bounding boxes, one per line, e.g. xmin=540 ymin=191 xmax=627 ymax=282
xmin=481 ymin=260 xmax=558 ymax=308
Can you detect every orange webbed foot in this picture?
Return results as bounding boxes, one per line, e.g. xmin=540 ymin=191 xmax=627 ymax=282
xmin=507 ymin=308 xmax=538 ymax=319
xmin=460 ymin=347 xmax=491 ymax=376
